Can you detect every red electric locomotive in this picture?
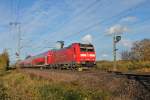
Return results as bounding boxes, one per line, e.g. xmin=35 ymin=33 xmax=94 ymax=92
xmin=19 ymin=43 xmax=96 ymax=69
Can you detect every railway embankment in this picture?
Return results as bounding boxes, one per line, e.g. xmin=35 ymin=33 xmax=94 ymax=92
xmin=0 ymin=68 xmax=150 ymax=100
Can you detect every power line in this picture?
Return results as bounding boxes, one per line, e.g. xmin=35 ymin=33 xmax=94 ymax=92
xmin=70 ymin=0 xmax=102 ymax=19
xmin=22 ymin=0 xmax=103 ymax=52
xmin=13 ymin=0 xmax=147 ymax=58
xmin=39 ymin=0 xmax=102 ymax=44
xmin=30 ymin=0 xmax=144 ymax=54
xmin=15 ymin=0 xmax=21 ymax=22
xmin=60 ymin=1 xmax=146 ymax=40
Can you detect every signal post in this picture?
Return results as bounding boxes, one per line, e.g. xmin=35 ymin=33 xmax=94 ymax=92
xmin=113 ymin=34 xmax=121 ymax=71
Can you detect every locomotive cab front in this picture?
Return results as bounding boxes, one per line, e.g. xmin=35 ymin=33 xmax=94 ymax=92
xmin=78 ymin=43 xmax=96 ymax=67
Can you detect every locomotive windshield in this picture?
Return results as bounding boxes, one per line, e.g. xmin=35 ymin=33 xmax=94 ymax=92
xmin=80 ymin=44 xmax=94 ymax=52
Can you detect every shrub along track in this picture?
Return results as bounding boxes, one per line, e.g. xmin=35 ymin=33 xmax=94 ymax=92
xmin=19 ymin=68 xmax=150 ymax=100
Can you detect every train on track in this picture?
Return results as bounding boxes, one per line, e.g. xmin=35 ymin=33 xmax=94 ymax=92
xmin=19 ymin=43 xmax=96 ymax=70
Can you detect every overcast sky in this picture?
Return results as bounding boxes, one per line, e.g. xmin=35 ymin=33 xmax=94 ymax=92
xmin=0 ymin=0 xmax=150 ymax=62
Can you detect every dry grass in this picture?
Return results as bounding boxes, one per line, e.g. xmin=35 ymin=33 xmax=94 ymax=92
xmin=0 ymin=70 xmax=111 ymax=100
xmin=0 ymin=69 xmax=149 ymax=100
xmin=96 ymin=60 xmax=150 ymax=72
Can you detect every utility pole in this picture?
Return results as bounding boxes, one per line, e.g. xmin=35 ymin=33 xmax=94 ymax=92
xmin=112 ymin=34 xmax=121 ymax=71
xmin=9 ymin=22 xmax=21 ymax=61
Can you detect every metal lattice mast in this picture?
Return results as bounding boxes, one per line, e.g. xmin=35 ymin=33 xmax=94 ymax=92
xmin=9 ymin=22 xmax=21 ymax=61
xmin=112 ymin=33 xmax=121 ymax=71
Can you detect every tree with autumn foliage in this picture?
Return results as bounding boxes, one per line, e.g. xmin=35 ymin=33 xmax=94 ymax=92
xmin=0 ymin=49 xmax=9 ymax=71
xmin=121 ymin=38 xmax=150 ymax=61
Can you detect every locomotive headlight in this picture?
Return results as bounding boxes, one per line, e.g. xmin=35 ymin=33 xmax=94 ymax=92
xmin=80 ymin=54 xmax=86 ymax=57
xmin=89 ymin=54 xmax=95 ymax=57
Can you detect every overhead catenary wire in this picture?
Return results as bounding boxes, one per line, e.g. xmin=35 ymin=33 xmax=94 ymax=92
xmin=15 ymin=0 xmax=21 ymax=22
xmin=61 ymin=1 xmax=146 ymax=41
xmin=28 ymin=0 xmax=146 ymax=55
xmin=12 ymin=0 xmax=148 ymax=59
xmin=39 ymin=0 xmax=102 ymax=44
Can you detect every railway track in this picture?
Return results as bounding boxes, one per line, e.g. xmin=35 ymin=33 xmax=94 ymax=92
xmin=108 ymin=71 xmax=150 ymax=92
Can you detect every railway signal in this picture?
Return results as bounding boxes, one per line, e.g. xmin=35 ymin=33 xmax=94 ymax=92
xmin=115 ymin=36 xmax=121 ymax=43
xmin=113 ymin=34 xmax=121 ymax=71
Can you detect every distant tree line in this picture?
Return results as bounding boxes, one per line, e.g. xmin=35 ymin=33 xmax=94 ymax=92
xmin=121 ymin=39 xmax=150 ymax=61
xmin=0 ymin=49 xmax=9 ymax=71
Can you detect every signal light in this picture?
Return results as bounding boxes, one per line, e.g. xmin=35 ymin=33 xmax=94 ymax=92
xmin=115 ymin=36 xmax=121 ymax=43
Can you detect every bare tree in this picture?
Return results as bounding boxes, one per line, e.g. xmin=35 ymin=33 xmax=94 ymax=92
xmin=131 ymin=39 xmax=150 ymax=61
xmin=121 ymin=39 xmax=150 ymax=61
xmin=121 ymin=50 xmax=131 ymax=60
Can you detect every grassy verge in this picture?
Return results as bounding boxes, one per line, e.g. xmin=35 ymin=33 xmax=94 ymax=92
xmin=0 ymin=70 xmax=111 ymax=100
xmin=0 ymin=69 xmax=149 ymax=100
xmin=96 ymin=60 xmax=150 ymax=72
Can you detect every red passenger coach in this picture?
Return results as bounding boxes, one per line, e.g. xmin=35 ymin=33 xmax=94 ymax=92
xmin=19 ymin=43 xmax=96 ymax=69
